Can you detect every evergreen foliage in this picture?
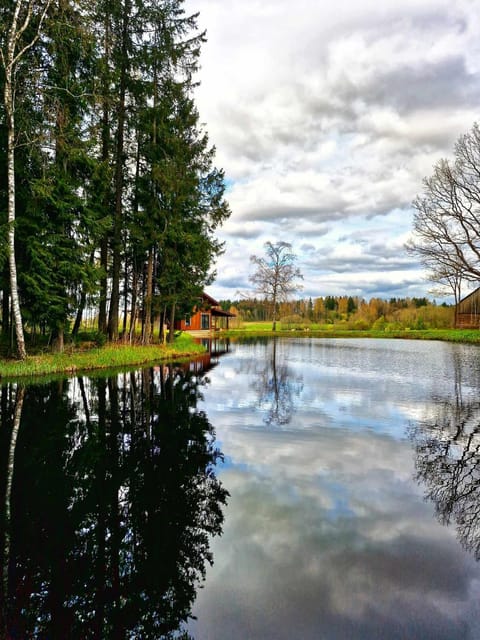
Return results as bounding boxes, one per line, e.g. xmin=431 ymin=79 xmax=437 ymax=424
xmin=0 ymin=0 xmax=230 ymax=353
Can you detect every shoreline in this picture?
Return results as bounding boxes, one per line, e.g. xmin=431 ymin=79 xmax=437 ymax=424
xmin=1 ymin=328 xmax=480 ymax=383
xmin=0 ymin=337 xmax=206 ymax=383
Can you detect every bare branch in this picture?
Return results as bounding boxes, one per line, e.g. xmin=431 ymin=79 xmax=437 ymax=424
xmin=249 ymin=241 xmax=303 ymax=331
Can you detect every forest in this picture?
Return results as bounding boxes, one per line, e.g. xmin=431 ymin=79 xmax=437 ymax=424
xmin=0 ymin=0 xmax=230 ymax=358
xmin=225 ymin=295 xmax=454 ymax=331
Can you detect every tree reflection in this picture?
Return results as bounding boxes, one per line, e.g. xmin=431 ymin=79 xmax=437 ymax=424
xmin=0 ymin=366 xmax=227 ymax=639
xmin=411 ymin=361 xmax=480 ymax=560
xmin=255 ymin=338 xmax=303 ymax=426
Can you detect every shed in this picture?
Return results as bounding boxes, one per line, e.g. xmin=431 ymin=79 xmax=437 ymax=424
xmin=456 ymin=287 xmax=480 ymax=328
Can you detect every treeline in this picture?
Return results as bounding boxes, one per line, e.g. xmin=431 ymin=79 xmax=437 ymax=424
xmin=224 ymin=296 xmax=454 ymax=330
xmin=0 ymin=0 xmax=229 ymax=356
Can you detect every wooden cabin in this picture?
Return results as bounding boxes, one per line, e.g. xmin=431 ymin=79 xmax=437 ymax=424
xmin=456 ymin=288 xmax=480 ymax=328
xmin=174 ymin=292 xmax=236 ymax=333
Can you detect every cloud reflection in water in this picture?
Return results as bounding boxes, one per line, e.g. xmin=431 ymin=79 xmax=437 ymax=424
xmin=190 ymin=338 xmax=480 ymax=640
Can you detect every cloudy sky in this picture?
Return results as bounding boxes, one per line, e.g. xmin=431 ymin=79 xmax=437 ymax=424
xmin=184 ymin=0 xmax=480 ymax=302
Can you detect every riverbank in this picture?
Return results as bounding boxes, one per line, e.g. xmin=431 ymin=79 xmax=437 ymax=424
xmin=0 ymin=334 xmax=205 ymax=381
xmin=1 ymin=327 xmax=480 ymax=382
xmin=223 ymin=326 xmax=480 ymax=344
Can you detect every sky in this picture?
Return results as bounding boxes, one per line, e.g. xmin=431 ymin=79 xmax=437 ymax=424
xmin=185 ymin=0 xmax=480 ymax=302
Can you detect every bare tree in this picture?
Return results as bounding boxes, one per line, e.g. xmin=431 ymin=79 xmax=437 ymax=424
xmin=249 ymin=241 xmax=303 ymax=331
xmin=426 ymin=265 xmax=464 ymax=327
xmin=1 ymin=0 xmax=51 ymax=359
xmin=407 ymin=123 xmax=480 ymax=306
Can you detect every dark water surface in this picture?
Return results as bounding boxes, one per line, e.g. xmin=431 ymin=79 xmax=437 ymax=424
xmin=1 ymin=338 xmax=480 ymax=639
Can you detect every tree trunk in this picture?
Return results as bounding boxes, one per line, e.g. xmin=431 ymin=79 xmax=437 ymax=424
xmin=159 ymin=306 xmax=167 ymax=344
xmin=98 ymin=237 xmax=108 ymax=334
xmin=98 ymin=7 xmax=111 ymax=335
xmin=271 ymin=290 xmax=278 ymax=332
xmin=4 ymin=66 xmax=26 ymax=360
xmin=128 ymin=267 xmax=138 ymax=344
xmin=51 ymin=326 xmax=64 ymax=353
xmin=168 ymin=302 xmax=176 ymax=343
xmin=108 ymin=0 xmax=130 ymax=342
xmin=142 ymin=249 xmax=153 ymax=345
xmin=2 ymin=0 xmax=52 ymax=359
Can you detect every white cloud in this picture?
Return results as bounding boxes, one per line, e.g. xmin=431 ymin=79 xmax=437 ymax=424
xmin=186 ymin=0 xmax=480 ymax=301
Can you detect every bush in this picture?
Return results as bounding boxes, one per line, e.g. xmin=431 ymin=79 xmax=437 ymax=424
xmin=93 ymin=331 xmax=107 ymax=347
xmin=280 ymin=314 xmax=311 ymax=330
xmin=372 ymin=316 xmax=387 ymax=331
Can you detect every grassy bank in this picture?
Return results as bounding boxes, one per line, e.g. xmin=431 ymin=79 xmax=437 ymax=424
xmin=224 ymin=323 xmax=480 ymax=344
xmin=0 ymin=334 xmax=205 ymax=381
xmin=2 ymin=325 xmax=480 ymax=382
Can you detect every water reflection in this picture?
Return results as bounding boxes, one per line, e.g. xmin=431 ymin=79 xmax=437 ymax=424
xmin=411 ymin=379 xmax=480 ymax=560
xmin=255 ymin=338 xmax=303 ymax=426
xmin=0 ymin=366 xmax=227 ymax=639
xmin=190 ymin=338 xmax=480 ymax=640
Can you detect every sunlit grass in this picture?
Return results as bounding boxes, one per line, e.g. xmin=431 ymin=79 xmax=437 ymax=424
xmin=2 ymin=326 xmax=480 ymax=383
xmin=224 ymin=324 xmax=480 ymax=344
xmin=0 ymin=334 xmax=205 ymax=381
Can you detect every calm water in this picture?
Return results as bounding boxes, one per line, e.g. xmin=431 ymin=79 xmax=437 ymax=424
xmin=1 ymin=338 xmax=480 ymax=639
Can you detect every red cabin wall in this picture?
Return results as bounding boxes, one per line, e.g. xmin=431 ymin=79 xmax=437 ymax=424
xmin=175 ymin=310 xmax=212 ymax=331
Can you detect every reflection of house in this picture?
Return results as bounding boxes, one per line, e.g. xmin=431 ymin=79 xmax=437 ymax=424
xmin=174 ymin=292 xmax=235 ymax=333
xmin=456 ymin=288 xmax=480 ymax=328
xmin=186 ymin=337 xmax=232 ymax=374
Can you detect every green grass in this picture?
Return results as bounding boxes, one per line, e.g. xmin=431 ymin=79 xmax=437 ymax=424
xmin=2 ymin=325 xmax=480 ymax=383
xmin=225 ymin=324 xmax=480 ymax=344
xmin=0 ymin=333 xmax=205 ymax=382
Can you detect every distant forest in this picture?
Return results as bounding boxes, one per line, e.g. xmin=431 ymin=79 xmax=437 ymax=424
xmin=222 ymin=296 xmax=454 ymax=330
xmin=0 ymin=0 xmax=229 ymax=356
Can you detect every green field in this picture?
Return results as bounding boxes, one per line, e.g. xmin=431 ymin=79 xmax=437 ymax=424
xmin=225 ymin=322 xmax=480 ymax=344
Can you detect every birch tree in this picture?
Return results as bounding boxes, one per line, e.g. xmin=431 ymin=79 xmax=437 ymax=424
xmin=1 ymin=0 xmax=51 ymax=359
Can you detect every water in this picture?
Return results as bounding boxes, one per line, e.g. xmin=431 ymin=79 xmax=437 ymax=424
xmin=1 ymin=338 xmax=480 ymax=639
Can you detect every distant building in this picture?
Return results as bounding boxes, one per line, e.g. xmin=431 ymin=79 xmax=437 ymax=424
xmin=456 ymin=288 xmax=480 ymax=328
xmin=174 ymin=292 xmax=236 ymax=333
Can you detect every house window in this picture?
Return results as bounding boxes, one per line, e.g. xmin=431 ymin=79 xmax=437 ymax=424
xmin=185 ymin=315 xmax=190 ymax=327
xmin=201 ymin=313 xmax=210 ymax=330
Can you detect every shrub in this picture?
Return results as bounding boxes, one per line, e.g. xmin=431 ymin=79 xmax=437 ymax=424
xmin=280 ymin=314 xmax=311 ymax=330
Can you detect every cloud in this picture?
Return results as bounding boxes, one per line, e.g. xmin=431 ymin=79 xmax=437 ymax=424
xmin=186 ymin=0 xmax=480 ymax=301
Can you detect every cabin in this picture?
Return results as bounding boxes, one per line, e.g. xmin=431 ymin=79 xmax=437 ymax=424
xmin=456 ymin=288 xmax=480 ymax=328
xmin=174 ymin=292 xmax=236 ymax=333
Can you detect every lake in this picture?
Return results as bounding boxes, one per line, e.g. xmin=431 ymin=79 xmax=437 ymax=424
xmin=1 ymin=337 xmax=480 ymax=639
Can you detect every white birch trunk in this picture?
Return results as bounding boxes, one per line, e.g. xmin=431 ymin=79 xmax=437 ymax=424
xmin=4 ymin=76 xmax=26 ymax=360
xmin=1 ymin=0 xmax=52 ymax=360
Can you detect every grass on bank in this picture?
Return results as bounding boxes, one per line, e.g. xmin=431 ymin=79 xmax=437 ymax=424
xmin=223 ymin=322 xmax=480 ymax=344
xmin=2 ymin=323 xmax=480 ymax=382
xmin=0 ymin=333 xmax=205 ymax=381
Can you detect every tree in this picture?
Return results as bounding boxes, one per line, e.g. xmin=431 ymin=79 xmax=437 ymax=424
xmin=0 ymin=0 xmax=229 ymax=351
xmin=19 ymin=0 xmax=101 ymax=351
xmin=408 ymin=123 xmax=480 ymax=299
xmin=1 ymin=0 xmax=52 ymax=359
xmin=249 ymin=241 xmax=303 ymax=331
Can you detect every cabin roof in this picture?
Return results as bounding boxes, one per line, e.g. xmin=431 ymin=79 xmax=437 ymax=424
xmin=200 ymin=292 xmax=236 ymax=316
xmin=211 ymin=307 xmax=236 ymax=318
xmin=201 ymin=292 xmax=220 ymax=306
